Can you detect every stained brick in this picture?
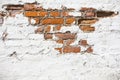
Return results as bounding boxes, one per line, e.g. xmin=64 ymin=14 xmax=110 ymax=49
xmin=44 ymin=26 xmax=51 ymax=33
xmin=4 ymin=4 xmax=24 ymax=10
xmin=55 ymin=32 xmax=76 ymax=40
xmin=63 ymin=46 xmax=81 ymax=53
xmin=35 ymin=26 xmax=44 ymax=34
xmin=50 ymin=11 xmax=60 ymax=17
xmin=55 ymin=48 xmax=62 ymax=53
xmin=24 ymin=11 xmax=47 ymax=17
xmin=80 ymin=25 xmax=95 ymax=32
xmin=86 ymin=46 xmax=93 ymax=53
xmin=44 ymin=33 xmax=53 ymax=39
xmin=66 ymin=17 xmax=75 ymax=24
xmin=41 ymin=18 xmax=64 ymax=25
xmin=79 ymin=40 xmax=88 ymax=46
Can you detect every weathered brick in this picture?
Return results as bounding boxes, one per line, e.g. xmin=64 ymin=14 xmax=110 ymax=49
xmin=78 ymin=19 xmax=98 ymax=25
xmin=80 ymin=25 xmax=95 ymax=32
xmin=55 ymin=32 xmax=76 ymax=40
xmin=65 ymin=39 xmax=75 ymax=46
xmin=63 ymin=46 xmax=81 ymax=53
xmin=62 ymin=11 xmax=69 ymax=16
xmin=85 ymin=11 xmax=96 ymax=17
xmin=29 ymin=18 xmax=40 ymax=25
xmin=41 ymin=18 xmax=64 ymax=25
xmin=24 ymin=3 xmax=43 ymax=11
xmin=24 ymin=11 xmax=47 ymax=17
xmin=35 ymin=26 xmax=44 ymax=34
xmin=44 ymin=26 xmax=51 ymax=33
xmin=55 ymin=48 xmax=62 ymax=53
xmin=44 ymin=33 xmax=53 ymax=39
xmin=56 ymin=39 xmax=64 ymax=44
xmin=78 ymin=40 xmax=88 ymax=46
xmin=66 ymin=17 xmax=75 ymax=24
xmin=53 ymin=25 xmax=61 ymax=31
xmin=86 ymin=46 xmax=93 ymax=53
xmin=50 ymin=11 xmax=60 ymax=17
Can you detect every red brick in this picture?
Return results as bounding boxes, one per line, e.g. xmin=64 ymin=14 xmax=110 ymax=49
xmin=66 ymin=17 xmax=75 ymax=24
xmin=41 ymin=18 xmax=64 ymax=25
xmin=24 ymin=11 xmax=47 ymax=17
xmin=55 ymin=48 xmax=62 ymax=53
xmin=55 ymin=32 xmax=76 ymax=40
xmin=80 ymin=7 xmax=96 ymax=11
xmin=80 ymin=25 xmax=95 ymax=32
xmin=44 ymin=33 xmax=53 ymax=39
xmin=50 ymin=11 xmax=60 ymax=17
xmin=63 ymin=46 xmax=81 ymax=53
xmin=44 ymin=26 xmax=51 ymax=33
xmin=35 ymin=26 xmax=44 ymax=34
xmin=86 ymin=46 xmax=93 ymax=53
xmin=79 ymin=40 xmax=88 ymax=46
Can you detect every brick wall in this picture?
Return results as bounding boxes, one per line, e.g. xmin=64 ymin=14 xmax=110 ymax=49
xmin=0 ymin=2 xmax=118 ymax=54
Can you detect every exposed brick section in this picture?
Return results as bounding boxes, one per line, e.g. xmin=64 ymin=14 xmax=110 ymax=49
xmin=66 ymin=17 xmax=75 ymax=24
xmin=2 ymin=3 xmax=119 ymax=54
xmin=63 ymin=46 xmax=81 ymax=53
xmin=44 ymin=33 xmax=53 ymax=40
xmin=50 ymin=11 xmax=60 ymax=17
xmin=41 ymin=18 xmax=64 ymax=25
xmin=24 ymin=11 xmax=48 ymax=17
xmin=55 ymin=32 xmax=76 ymax=40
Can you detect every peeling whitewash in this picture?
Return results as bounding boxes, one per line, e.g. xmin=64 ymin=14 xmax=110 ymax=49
xmin=0 ymin=0 xmax=120 ymax=80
